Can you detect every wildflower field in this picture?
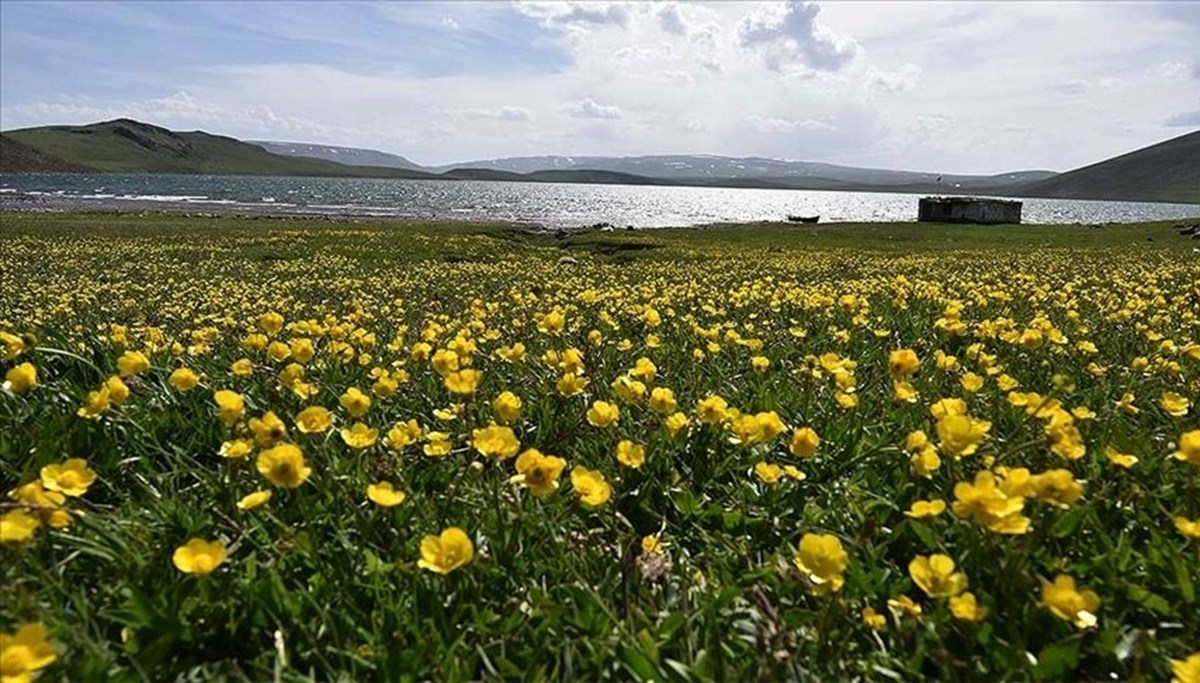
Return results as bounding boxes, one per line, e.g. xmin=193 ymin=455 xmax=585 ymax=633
xmin=2 ymin=211 xmax=1199 ymax=681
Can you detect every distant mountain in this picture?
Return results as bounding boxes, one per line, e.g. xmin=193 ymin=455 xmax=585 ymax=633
xmin=252 ymin=140 xmax=424 ymax=171
xmin=1 ymin=119 xmax=434 ymax=179
xmin=430 ymin=154 xmax=1058 ymax=189
xmin=1017 ymin=130 xmax=1200 ymax=204
xmin=3 ymin=118 xmax=1195 ymax=204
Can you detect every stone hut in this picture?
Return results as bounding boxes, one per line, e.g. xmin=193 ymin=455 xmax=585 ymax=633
xmin=918 ymin=196 xmax=1022 ymax=225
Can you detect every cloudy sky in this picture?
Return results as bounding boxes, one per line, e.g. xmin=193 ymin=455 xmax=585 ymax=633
xmin=1 ymin=1 xmax=1197 ymax=173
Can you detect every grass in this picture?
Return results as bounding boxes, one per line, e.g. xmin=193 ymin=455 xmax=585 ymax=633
xmin=1 ymin=210 xmax=1198 ymax=681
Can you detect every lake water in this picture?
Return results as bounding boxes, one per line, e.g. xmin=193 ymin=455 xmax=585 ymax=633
xmin=1 ymin=173 xmax=1196 ymax=228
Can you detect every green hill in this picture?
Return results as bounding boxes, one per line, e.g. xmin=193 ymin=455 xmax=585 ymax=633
xmin=1 ymin=119 xmax=435 ymax=179
xmin=0 ymin=134 xmax=93 ymax=173
xmin=1017 ymin=130 xmax=1200 ymax=204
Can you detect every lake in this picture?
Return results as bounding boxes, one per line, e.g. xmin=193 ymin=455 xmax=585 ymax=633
xmin=1 ymin=173 xmax=1197 ymax=227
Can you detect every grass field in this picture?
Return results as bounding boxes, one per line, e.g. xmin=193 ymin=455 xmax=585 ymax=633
xmin=1 ymin=210 xmax=1199 ymax=681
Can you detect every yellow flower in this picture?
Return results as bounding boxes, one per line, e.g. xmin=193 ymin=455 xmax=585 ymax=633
xmin=40 ymin=459 xmax=96 ymax=497
xmin=1171 ymin=653 xmax=1200 ymax=683
xmin=888 ymin=349 xmax=920 ymax=377
xmin=630 ymin=357 xmax=657 ymax=382
xmin=616 ymin=440 xmax=646 ymax=468
xmin=76 ymin=387 xmax=111 ymax=419
xmin=0 ymin=331 xmax=26 ymax=360
xmin=492 ymin=391 xmax=523 ymax=423
xmin=512 ymin=448 xmax=567 ymax=496
xmin=783 ymin=465 xmax=806 ymax=481
xmin=3 ymin=362 xmax=37 ymax=393
xmin=256 ymin=444 xmax=312 ymax=488
xmin=648 ymin=387 xmax=677 ymax=414
xmin=750 ymin=355 xmax=770 ymax=372
xmin=570 ymin=466 xmax=612 ymax=507
xmin=893 ymin=380 xmax=919 ymax=403
xmin=213 ymin=389 xmax=245 ymax=426
xmin=949 ymin=592 xmax=989 ymax=623
xmin=418 ymin=527 xmax=474 ymax=574
xmin=935 ymin=413 xmax=991 ymax=458
xmin=444 ymin=369 xmax=481 ymax=395
xmin=1 ymin=508 xmax=41 ymax=543
xmin=755 ymin=461 xmax=784 ymax=484
xmin=1115 ymin=392 xmax=1139 ymax=415
xmin=537 ymin=310 xmax=565 ymax=335
xmin=1172 ymin=430 xmax=1200 ymax=466
xmin=423 ymin=432 xmax=453 ymax=457
xmin=793 ymin=533 xmax=848 ymax=594
xmin=888 ymin=595 xmax=923 ymax=619
xmin=1161 ymin=392 xmax=1191 ymax=417
xmin=905 ymin=499 xmax=946 ymax=519
xmin=664 ymin=412 xmax=689 ymax=436
xmin=366 ymin=481 xmax=407 ymax=507
xmin=339 ymin=387 xmax=372 ymax=417
xmin=105 ymin=375 xmax=130 ymax=404
xmin=0 ymin=623 xmax=57 ymax=681
xmin=586 ymin=401 xmax=620 ymax=428
xmin=1041 ymin=574 xmax=1100 ymax=628
xmin=116 ymin=350 xmax=150 ymax=377
xmin=1030 ymin=469 xmax=1084 ymax=508
xmin=248 ymin=411 xmax=288 ymax=446
xmin=236 ymin=490 xmax=272 ymax=510
xmin=266 ymin=341 xmax=290 ymax=363
xmin=556 ymin=372 xmax=589 ymax=397
xmin=1174 ymin=517 xmax=1200 ymax=540
xmin=835 ymin=391 xmax=859 ymax=409
xmin=219 ymin=439 xmax=254 ymax=459
xmin=259 ymin=311 xmax=284 ymax=335
xmin=960 ymin=372 xmax=985 ymax=393
xmin=1104 ymin=446 xmax=1137 ymax=468
xmin=8 ymin=481 xmax=71 ymax=529
xmin=340 ymin=422 xmax=379 ymax=449
xmin=172 ymin=538 xmax=227 ymax=575
xmin=789 ymin=427 xmax=820 ymax=458
xmin=909 ymin=554 xmax=968 ymax=598
xmin=952 ymin=471 xmax=1030 ymax=535
xmin=642 ymin=534 xmax=666 ymax=556
xmin=472 ymin=424 xmax=520 ymax=460
xmin=168 ymin=367 xmax=200 ymax=392
xmin=295 ymin=406 xmax=332 ymax=434
xmin=695 ymin=395 xmax=729 ymax=424
xmin=730 ymin=411 xmax=786 ymax=446
xmin=862 ymin=607 xmax=886 ymax=630
xmin=385 ymin=419 xmax=424 ymax=450
xmin=929 ymin=398 xmax=968 ymax=419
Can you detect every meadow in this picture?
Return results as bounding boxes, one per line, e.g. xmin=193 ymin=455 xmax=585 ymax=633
xmin=1 ymin=210 xmax=1198 ymax=682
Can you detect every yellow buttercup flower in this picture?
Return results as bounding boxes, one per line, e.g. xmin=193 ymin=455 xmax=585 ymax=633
xmin=648 ymin=387 xmax=677 ymax=414
xmin=789 ymin=427 xmax=820 ymax=458
xmin=236 ymin=490 xmax=272 ymax=510
xmin=0 ymin=623 xmax=57 ymax=681
xmin=418 ymin=527 xmax=474 ymax=574
xmin=1171 ymin=653 xmax=1200 ymax=683
xmin=4 ymin=362 xmax=37 ymax=393
xmin=295 ymin=406 xmax=332 ymax=434
xmin=1174 ymin=517 xmax=1200 ymax=540
xmin=905 ymin=499 xmax=946 ymax=519
xmin=219 ymin=439 xmax=254 ymax=459
xmin=949 ymin=592 xmax=989 ymax=623
xmin=340 ymin=422 xmax=379 ymax=449
xmin=1161 ymin=392 xmax=1190 ymax=417
xmin=616 ymin=440 xmax=646 ymax=468
xmin=909 ymin=554 xmax=968 ymax=598
xmin=423 ymin=432 xmax=452 ymax=457
xmin=755 ymin=461 xmax=783 ymax=484
xmin=249 ymin=411 xmax=288 ymax=446
xmin=472 ymin=424 xmax=520 ymax=460
xmin=1104 ymin=446 xmax=1137 ymax=468
xmin=444 ymin=369 xmax=481 ymax=395
xmin=888 ymin=348 xmax=920 ymax=377
xmin=793 ymin=533 xmax=848 ymax=594
xmin=40 ymin=459 xmax=96 ymax=497
xmin=1172 ymin=430 xmax=1200 ymax=466
xmin=172 ymin=538 xmax=227 ymax=575
xmin=168 ymin=367 xmax=200 ymax=392
xmin=213 ymin=389 xmax=245 ymax=426
xmin=935 ymin=413 xmax=991 ymax=459
xmin=492 ymin=391 xmax=523 ymax=423
xmin=256 ymin=444 xmax=312 ymax=488
xmin=339 ymin=387 xmax=371 ymax=416
xmin=695 ymin=395 xmax=729 ymax=424
xmin=570 ymin=466 xmax=612 ymax=507
xmin=116 ymin=350 xmax=150 ymax=377
xmin=367 ymin=481 xmax=407 ymax=507
xmin=1 ymin=508 xmax=41 ymax=543
xmin=1041 ymin=574 xmax=1100 ymax=628
xmin=862 ymin=607 xmax=886 ymax=630
xmin=105 ymin=375 xmax=130 ymax=404
xmin=586 ymin=400 xmax=619 ymax=428
xmin=512 ymin=448 xmax=567 ymax=496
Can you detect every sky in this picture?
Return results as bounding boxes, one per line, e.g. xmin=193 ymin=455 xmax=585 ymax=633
xmin=1 ymin=0 xmax=1197 ymax=173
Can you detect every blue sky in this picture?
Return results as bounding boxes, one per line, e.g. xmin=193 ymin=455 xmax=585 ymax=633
xmin=2 ymin=1 xmax=1198 ymax=172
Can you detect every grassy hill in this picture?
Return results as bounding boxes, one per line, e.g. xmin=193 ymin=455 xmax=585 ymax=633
xmin=2 ymin=119 xmax=435 ymax=179
xmin=0 ymin=134 xmax=93 ymax=173
xmin=1017 ymin=130 xmax=1200 ymax=204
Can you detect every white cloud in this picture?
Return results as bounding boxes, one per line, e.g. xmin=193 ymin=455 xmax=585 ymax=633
xmin=656 ymin=2 xmax=688 ymax=36
xmin=1164 ymin=110 xmax=1200 ymax=127
xmin=745 ymin=113 xmax=835 ymax=133
xmin=863 ymin=64 xmax=921 ymax=93
xmin=512 ymin=1 xmax=631 ymax=31
xmin=737 ymin=1 xmax=857 ymax=72
xmin=446 ymin=106 xmax=533 ymax=122
xmin=442 ymin=17 xmax=459 ymax=30
xmin=1053 ymin=79 xmax=1088 ymax=95
xmin=563 ymin=98 xmax=622 ymax=119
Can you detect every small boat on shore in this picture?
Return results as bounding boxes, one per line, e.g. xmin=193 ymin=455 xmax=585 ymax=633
xmin=786 ymin=215 xmax=820 ymax=224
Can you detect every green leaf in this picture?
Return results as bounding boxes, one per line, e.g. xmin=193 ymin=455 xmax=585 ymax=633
xmin=1052 ymin=507 xmax=1088 ymax=538
xmin=620 ymin=645 xmax=661 ymax=681
xmin=1034 ymin=639 xmax=1080 ymax=679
